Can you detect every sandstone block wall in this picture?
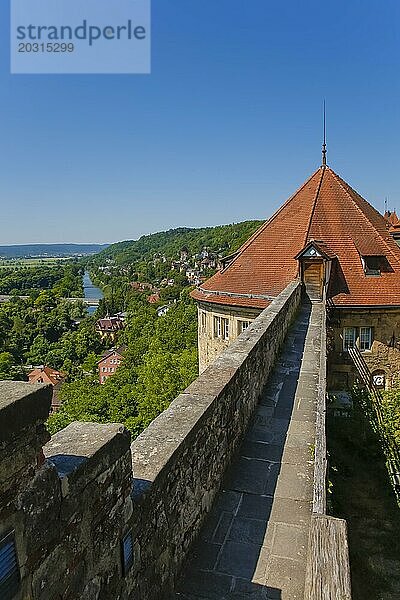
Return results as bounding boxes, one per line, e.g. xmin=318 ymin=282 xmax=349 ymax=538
xmin=0 ymin=383 xmax=132 ymax=600
xmin=196 ymin=302 xmax=262 ymax=373
xmin=329 ymin=307 xmax=400 ymax=389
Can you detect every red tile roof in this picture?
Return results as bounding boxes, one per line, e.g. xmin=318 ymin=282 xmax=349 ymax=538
xmin=148 ymin=293 xmax=161 ymax=304
xmin=28 ymin=367 xmax=66 ymax=387
xmin=98 ymin=346 xmax=126 ymax=364
xmin=294 ymin=240 xmax=337 ymax=260
xmin=385 ymin=210 xmax=400 ymax=226
xmin=96 ymin=317 xmax=124 ymax=332
xmin=191 ymin=166 xmax=400 ymax=308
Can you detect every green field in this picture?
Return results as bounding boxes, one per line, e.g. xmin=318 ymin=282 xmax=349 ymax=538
xmin=0 ymin=258 xmax=70 ymax=269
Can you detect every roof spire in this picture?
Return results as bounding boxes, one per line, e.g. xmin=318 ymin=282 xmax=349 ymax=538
xmin=322 ymin=100 xmax=327 ymax=167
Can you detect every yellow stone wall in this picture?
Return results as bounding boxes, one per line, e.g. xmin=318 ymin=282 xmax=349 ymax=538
xmin=197 ymin=302 xmax=261 ymax=373
xmin=329 ymin=308 xmax=400 ymax=389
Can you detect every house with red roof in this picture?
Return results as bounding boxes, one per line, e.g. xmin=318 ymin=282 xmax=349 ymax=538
xmin=96 ymin=315 xmax=125 ymax=342
xmin=28 ymin=366 xmax=66 ymax=412
xmin=148 ymin=293 xmax=161 ymax=304
xmin=98 ymin=346 xmax=125 ymax=384
xmin=192 ymin=162 xmax=400 ymax=390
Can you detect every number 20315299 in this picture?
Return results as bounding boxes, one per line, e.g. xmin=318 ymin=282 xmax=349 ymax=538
xmin=18 ymin=43 xmax=75 ymax=53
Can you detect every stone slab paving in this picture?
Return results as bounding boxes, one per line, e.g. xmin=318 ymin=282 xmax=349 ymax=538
xmin=174 ymin=303 xmax=323 ymax=600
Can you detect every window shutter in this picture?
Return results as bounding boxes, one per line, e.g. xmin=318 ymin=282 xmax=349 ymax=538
xmin=121 ymin=531 xmax=134 ymax=575
xmin=0 ymin=532 xmax=20 ymax=600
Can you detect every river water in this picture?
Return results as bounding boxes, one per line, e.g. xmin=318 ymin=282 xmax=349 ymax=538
xmin=83 ymin=271 xmax=103 ymax=315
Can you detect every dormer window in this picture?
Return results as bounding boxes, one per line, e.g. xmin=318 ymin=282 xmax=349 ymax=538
xmin=361 ymin=255 xmax=382 ymax=276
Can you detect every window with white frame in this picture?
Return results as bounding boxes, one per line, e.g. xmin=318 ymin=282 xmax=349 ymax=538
xmin=214 ymin=316 xmax=222 ymax=338
xmin=223 ymin=318 xmax=229 ymax=340
xmin=214 ymin=316 xmax=229 ymax=339
xmin=359 ymin=326 xmax=373 ymax=351
xmin=238 ymin=320 xmax=250 ymax=334
xmin=201 ymin=311 xmax=207 ymax=333
xmin=343 ymin=327 xmax=357 ymax=351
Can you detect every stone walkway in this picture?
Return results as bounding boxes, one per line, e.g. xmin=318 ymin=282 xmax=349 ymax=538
xmin=174 ymin=302 xmax=323 ymax=600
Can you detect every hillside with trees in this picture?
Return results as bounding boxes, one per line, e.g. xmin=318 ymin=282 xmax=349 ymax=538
xmin=0 ymin=263 xmax=84 ymax=297
xmin=0 ymin=295 xmax=98 ymax=380
xmin=46 ymin=221 xmax=264 ymax=436
xmin=47 ymin=292 xmax=198 ymax=437
xmin=91 ymin=221 xmax=263 ymax=266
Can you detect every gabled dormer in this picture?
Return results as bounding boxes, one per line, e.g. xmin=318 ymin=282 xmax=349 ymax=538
xmin=295 ymin=240 xmax=336 ymax=301
xmin=353 ymin=238 xmax=390 ymax=277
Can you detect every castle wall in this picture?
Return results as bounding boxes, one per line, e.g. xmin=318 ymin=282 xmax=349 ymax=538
xmin=0 ymin=281 xmax=302 ymax=600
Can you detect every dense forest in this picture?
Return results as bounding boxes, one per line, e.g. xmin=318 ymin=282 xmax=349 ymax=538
xmin=0 ymin=263 xmax=84 ymax=297
xmin=91 ymin=221 xmax=263 ymax=266
xmin=0 ymin=294 xmax=97 ymax=380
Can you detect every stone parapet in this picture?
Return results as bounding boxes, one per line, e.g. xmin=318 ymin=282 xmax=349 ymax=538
xmin=0 ymin=383 xmax=133 ymax=600
xmin=129 ymin=280 xmax=302 ymax=598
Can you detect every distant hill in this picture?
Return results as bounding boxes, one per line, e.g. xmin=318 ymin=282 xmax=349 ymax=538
xmin=0 ymin=244 xmax=108 ymax=259
xmin=91 ymin=222 xmax=264 ymax=265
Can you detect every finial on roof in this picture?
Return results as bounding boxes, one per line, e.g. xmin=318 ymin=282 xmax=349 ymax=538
xmin=322 ymin=100 xmax=327 ymax=167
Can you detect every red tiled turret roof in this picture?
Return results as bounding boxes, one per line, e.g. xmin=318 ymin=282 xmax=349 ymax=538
xmin=385 ymin=210 xmax=400 ymax=226
xmin=191 ymin=166 xmax=400 ymax=309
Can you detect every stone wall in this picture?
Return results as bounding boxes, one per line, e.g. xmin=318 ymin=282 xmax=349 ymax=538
xmin=328 ymin=307 xmax=400 ymax=389
xmin=0 ymin=382 xmax=132 ymax=600
xmin=196 ymin=301 xmax=262 ymax=373
xmin=127 ymin=280 xmax=302 ymax=598
xmin=0 ymin=280 xmax=302 ymax=600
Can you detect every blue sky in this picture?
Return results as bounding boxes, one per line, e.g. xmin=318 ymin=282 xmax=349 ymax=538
xmin=1 ymin=0 xmax=399 ymax=244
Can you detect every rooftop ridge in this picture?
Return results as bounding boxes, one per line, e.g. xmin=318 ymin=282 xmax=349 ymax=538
xmin=328 ymin=168 xmax=400 ymax=268
xmin=220 ymin=167 xmax=322 ymax=275
xmin=304 ymin=166 xmax=326 ymax=261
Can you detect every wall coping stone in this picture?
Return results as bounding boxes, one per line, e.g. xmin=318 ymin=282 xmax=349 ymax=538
xmin=45 ymin=421 xmax=131 ymax=497
xmin=0 ymin=381 xmax=52 ymax=443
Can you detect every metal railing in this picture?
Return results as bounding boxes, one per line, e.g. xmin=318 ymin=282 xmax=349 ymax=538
xmin=348 ymin=345 xmax=400 ymax=504
xmin=326 ymin=296 xmax=340 ymax=326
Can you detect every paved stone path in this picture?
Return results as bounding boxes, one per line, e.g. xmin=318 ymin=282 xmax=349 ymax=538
xmin=174 ymin=302 xmax=323 ymax=600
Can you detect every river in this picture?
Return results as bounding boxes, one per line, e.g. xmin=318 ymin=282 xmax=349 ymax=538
xmin=83 ymin=271 xmax=103 ymax=315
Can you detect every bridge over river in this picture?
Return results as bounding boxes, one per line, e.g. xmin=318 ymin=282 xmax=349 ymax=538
xmin=0 ymin=294 xmax=100 ymax=307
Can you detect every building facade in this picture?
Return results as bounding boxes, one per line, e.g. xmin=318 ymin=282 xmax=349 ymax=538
xmin=192 ymin=164 xmax=400 ymax=389
xmin=98 ymin=347 xmax=125 ymax=384
xmin=196 ymin=301 xmax=259 ymax=373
